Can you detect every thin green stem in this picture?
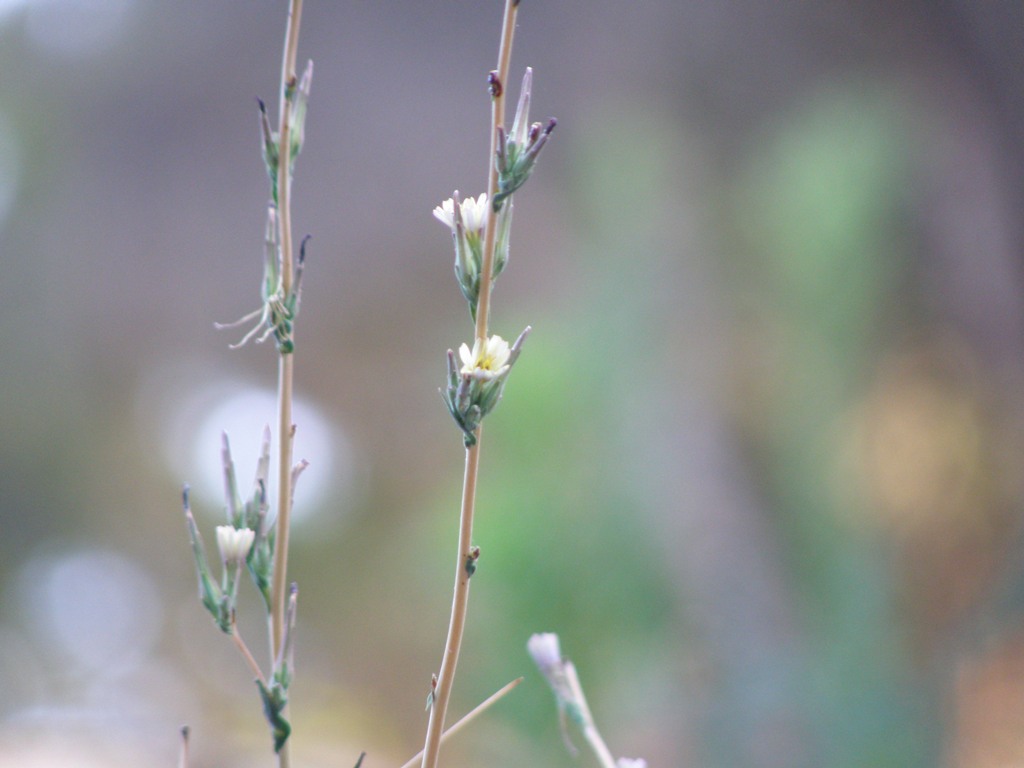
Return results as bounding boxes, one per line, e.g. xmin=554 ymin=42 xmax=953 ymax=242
xmin=566 ymin=663 xmax=617 ymax=768
xmin=271 ymin=0 xmax=302 ymax=670
xmin=420 ymin=4 xmax=519 ymax=768
xmin=271 ymin=2 xmax=303 ymax=767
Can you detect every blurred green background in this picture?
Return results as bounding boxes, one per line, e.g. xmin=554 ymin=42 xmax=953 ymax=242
xmin=1 ymin=2 xmax=1024 ymax=766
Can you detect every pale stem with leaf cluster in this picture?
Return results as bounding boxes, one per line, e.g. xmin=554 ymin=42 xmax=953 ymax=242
xmin=419 ymin=2 xmax=521 ymax=768
xmin=271 ymin=5 xmax=303 ymax=768
xmin=272 ymin=0 xmax=302 ymax=668
xmin=183 ymin=0 xmax=307 ymax=765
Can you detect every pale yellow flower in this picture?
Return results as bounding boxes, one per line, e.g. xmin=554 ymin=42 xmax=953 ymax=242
xmin=459 ymin=335 xmax=511 ymax=380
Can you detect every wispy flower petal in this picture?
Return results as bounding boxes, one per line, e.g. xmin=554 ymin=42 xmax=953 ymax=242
xmin=432 ymin=197 xmax=457 ymax=229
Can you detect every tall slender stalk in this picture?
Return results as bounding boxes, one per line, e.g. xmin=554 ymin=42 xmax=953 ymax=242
xmin=184 ymin=2 xmax=314 ymax=762
xmin=271 ymin=0 xmax=302 ymax=668
xmin=566 ymin=663 xmax=618 ymax=768
xmin=271 ymin=3 xmax=304 ymax=767
xmin=419 ymin=4 xmax=520 ymax=767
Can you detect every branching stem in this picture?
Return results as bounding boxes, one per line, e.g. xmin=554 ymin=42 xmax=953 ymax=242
xmin=419 ymin=3 xmax=519 ymax=768
xmin=401 ymin=678 xmax=522 ymax=768
xmin=566 ymin=663 xmax=617 ymax=768
xmin=232 ymin=620 xmax=269 ymax=686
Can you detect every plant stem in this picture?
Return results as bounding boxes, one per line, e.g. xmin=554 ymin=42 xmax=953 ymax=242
xmin=583 ymin=723 xmax=619 ymax=768
xmin=271 ymin=0 xmax=302 ymax=669
xmin=272 ymin=374 xmax=295 ymax=659
xmin=420 ymin=444 xmax=481 ymax=768
xmin=179 ymin=726 xmax=190 ymax=768
xmin=232 ymin=621 xmax=269 ymax=686
xmin=420 ymin=4 xmax=519 ymax=768
xmin=271 ymin=2 xmax=303 ymax=767
xmin=566 ymin=663 xmax=617 ymax=768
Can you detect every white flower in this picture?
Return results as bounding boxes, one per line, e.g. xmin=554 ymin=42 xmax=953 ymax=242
xmin=216 ymin=525 xmax=255 ymax=565
xmin=433 ymin=192 xmax=489 ymax=233
xmin=527 ymin=632 xmax=578 ymax=710
xmin=617 ymin=760 xmax=648 ymax=768
xmin=459 ymin=335 xmax=511 ymax=380
xmin=432 ymin=197 xmax=457 ymax=228
xmin=527 ymin=632 xmax=563 ymax=674
xmin=459 ymin=192 xmax=489 ymax=231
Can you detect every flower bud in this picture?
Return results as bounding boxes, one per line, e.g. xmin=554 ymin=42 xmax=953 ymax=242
xmin=258 ymin=59 xmax=314 ymax=204
xmin=493 ymin=68 xmax=556 ymax=211
xmin=216 ymin=525 xmax=256 ymax=565
xmin=434 ymin=192 xmax=490 ymax=318
xmin=287 ymin=60 xmax=314 ymax=161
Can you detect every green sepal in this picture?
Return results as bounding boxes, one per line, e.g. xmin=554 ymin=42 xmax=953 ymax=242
xmin=256 ymin=679 xmax=292 ymax=753
xmin=441 ymin=388 xmax=480 ymax=447
xmin=563 ymin=699 xmax=586 ymax=729
xmin=273 ymin=657 xmax=293 ymax=692
xmin=183 ymin=491 xmax=230 ymax=632
xmin=246 ymin=528 xmax=274 ymax=611
xmin=221 ymin=434 xmax=250 ymax=530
